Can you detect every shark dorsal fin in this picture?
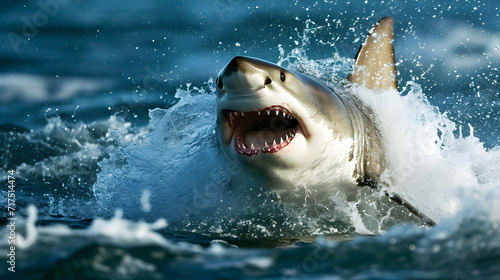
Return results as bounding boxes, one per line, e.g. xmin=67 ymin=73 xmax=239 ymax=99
xmin=348 ymin=17 xmax=398 ymax=90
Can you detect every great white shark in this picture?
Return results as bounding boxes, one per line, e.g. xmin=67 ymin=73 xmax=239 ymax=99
xmin=215 ymin=17 xmax=435 ymax=227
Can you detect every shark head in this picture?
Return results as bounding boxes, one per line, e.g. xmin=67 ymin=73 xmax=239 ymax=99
xmin=215 ymin=56 xmax=361 ymax=188
xmin=215 ymin=17 xmax=396 ymax=190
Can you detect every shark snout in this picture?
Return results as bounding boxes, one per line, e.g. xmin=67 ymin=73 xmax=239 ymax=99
xmin=216 ymin=56 xmax=273 ymax=92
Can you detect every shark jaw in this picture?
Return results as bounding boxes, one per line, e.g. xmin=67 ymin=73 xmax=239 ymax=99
xmin=222 ymin=105 xmax=302 ymax=156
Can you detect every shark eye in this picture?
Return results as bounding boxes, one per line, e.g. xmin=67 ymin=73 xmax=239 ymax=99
xmin=280 ymin=72 xmax=286 ymax=82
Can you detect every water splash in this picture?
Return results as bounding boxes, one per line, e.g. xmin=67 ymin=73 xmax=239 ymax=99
xmin=89 ymin=26 xmax=500 ymax=237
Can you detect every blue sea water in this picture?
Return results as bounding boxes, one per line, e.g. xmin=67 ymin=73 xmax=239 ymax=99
xmin=1 ymin=0 xmax=500 ymax=279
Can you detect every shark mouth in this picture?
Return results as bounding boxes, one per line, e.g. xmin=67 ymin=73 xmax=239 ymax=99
xmin=222 ymin=106 xmax=300 ymax=156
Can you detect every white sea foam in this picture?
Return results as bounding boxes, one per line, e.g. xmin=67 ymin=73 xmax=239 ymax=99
xmin=93 ymin=85 xmax=234 ymax=225
xmin=351 ymin=83 xmax=500 ymax=222
xmin=16 ymin=205 xmax=38 ymax=249
xmin=12 ymin=115 xmax=145 ymax=181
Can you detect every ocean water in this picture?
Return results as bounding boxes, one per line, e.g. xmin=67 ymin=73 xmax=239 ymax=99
xmin=1 ymin=0 xmax=499 ymax=279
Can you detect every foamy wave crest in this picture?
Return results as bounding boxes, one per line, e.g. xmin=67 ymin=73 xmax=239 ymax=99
xmin=93 ymin=84 xmax=235 ymax=225
xmin=351 ymin=82 xmax=500 ymax=223
xmin=0 ymin=113 xmax=148 ymax=218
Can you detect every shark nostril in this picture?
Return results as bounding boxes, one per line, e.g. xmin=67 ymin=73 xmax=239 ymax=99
xmin=264 ymin=77 xmax=272 ymax=86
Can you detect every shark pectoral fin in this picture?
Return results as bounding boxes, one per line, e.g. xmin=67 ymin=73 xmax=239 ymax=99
xmin=348 ymin=17 xmax=398 ymax=91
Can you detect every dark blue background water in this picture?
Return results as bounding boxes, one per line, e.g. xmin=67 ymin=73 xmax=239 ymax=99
xmin=1 ymin=0 xmax=499 ymax=279
xmin=1 ymin=0 xmax=499 ymax=142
